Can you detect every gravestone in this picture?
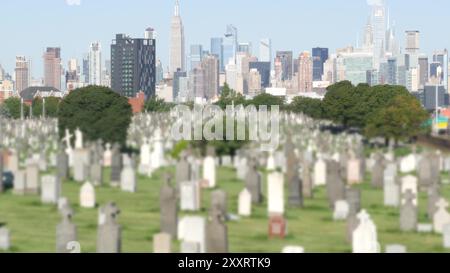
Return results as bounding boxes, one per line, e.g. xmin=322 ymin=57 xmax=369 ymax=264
xmin=120 ymin=166 xmax=136 ymax=193
xmin=346 ymin=187 xmax=361 ymax=243
xmin=268 ymin=172 xmax=284 ymax=216
xmin=333 ymin=200 xmax=350 ymax=221
xmin=427 ymin=184 xmax=441 ymax=220
xmin=268 ymin=216 xmax=287 ymax=239
xmin=221 ymin=156 xmax=232 ymax=167
xmin=206 ymin=210 xmax=228 ymax=253
xmin=266 ymin=152 xmax=276 ymax=171
xmin=13 ymin=170 xmax=26 ymax=195
xmin=160 ymin=174 xmax=178 ymax=238
xmin=57 ymin=147 xmax=69 ymax=180
xmin=79 ymin=181 xmax=96 ymax=208
xmin=326 ymin=161 xmax=345 ymax=209
xmin=401 ymin=175 xmax=418 ymax=206
xmin=153 ymin=233 xmax=171 ymax=253
xmin=0 ymin=226 xmax=10 ymax=251
xmin=400 ymin=190 xmax=418 ymax=232
xmin=282 ymin=246 xmax=305 ymax=253
xmin=385 ymin=244 xmax=407 ymax=253
xmin=97 ymin=202 xmax=121 ymax=253
xmin=139 ymin=138 xmax=151 ymax=173
xmin=371 ymin=154 xmax=384 ymax=188
xmin=288 ymin=160 xmax=303 ymax=208
xmin=347 ymin=158 xmax=362 ymax=185
xmin=313 ymin=158 xmax=326 ymax=186
xmin=73 ymin=149 xmax=90 ymax=182
xmin=41 ymin=175 xmax=60 ymax=204
xmin=103 ymin=143 xmax=112 ymax=167
xmin=417 ymin=223 xmax=433 ymax=233
xmin=180 ymin=181 xmax=200 ymax=211
xmin=110 ymin=144 xmax=122 ymax=187
xmin=433 ymin=198 xmax=450 ymax=234
xmin=352 ymin=210 xmax=380 ymax=253
xmin=400 ymin=154 xmax=416 ymax=173
xmin=245 ymin=158 xmax=263 ymax=204
xmin=238 ymin=188 xmax=252 ymax=217
xmin=56 ymin=205 xmax=77 ymax=253
xmin=181 ymin=241 xmax=200 ymax=253
xmin=177 ymin=216 xmax=206 ymax=253
xmin=443 ymin=224 xmax=450 ymax=249
xmin=418 ymin=152 xmax=439 ymax=190
xmin=202 ymin=156 xmax=216 ymax=188
xmin=384 ymin=163 xmax=400 ymax=207
xmin=58 ymin=197 xmax=69 ymax=211
xmin=176 ymin=152 xmax=191 ymax=187
xmin=210 ymin=190 xmax=228 ymax=219
xmin=25 ymin=163 xmax=39 ymax=194
xmin=301 ymin=162 xmax=313 ymax=198
xmin=236 ymin=157 xmax=248 ymax=180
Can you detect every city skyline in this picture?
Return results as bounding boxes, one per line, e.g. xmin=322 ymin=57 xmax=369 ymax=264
xmin=1 ymin=0 xmax=449 ymax=77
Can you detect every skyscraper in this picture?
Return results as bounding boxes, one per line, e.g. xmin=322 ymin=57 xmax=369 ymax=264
xmin=201 ymin=55 xmax=219 ymax=99
xmin=223 ymin=25 xmax=238 ymax=66
xmin=82 ymin=54 xmax=89 ymax=84
xmin=418 ymin=55 xmax=429 ymax=89
xmin=15 ymin=56 xmax=29 ymax=93
xmin=276 ymin=51 xmax=293 ymax=81
xmin=210 ymin=37 xmax=224 ymax=72
xmin=369 ymin=0 xmax=386 ymax=69
xmin=249 ymin=61 xmax=271 ymax=88
xmin=156 ymin=60 xmax=164 ymax=85
xmin=189 ymin=44 xmax=203 ymax=71
xmin=312 ymin=47 xmax=329 ymax=81
xmin=433 ymin=50 xmax=448 ymax=88
xmin=43 ymin=47 xmax=62 ymax=90
xmin=89 ymin=42 xmax=102 ymax=86
xmin=169 ymin=0 xmax=185 ymax=74
xmin=111 ymin=33 xmax=156 ymax=98
xmin=386 ymin=57 xmax=397 ymax=85
xmin=298 ymin=52 xmax=313 ymax=92
xmin=259 ymin=39 xmax=272 ymax=63
xmin=173 ymin=69 xmax=187 ymax=100
xmin=405 ymin=30 xmax=420 ymax=55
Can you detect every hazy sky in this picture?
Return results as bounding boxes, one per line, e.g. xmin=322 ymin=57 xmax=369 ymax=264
xmin=1 ymin=0 xmax=449 ymax=77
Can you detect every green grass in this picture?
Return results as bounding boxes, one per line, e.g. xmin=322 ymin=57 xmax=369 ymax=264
xmin=1 ymin=165 xmax=450 ymax=253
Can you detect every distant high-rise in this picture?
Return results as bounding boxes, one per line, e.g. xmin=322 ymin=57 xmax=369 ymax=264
xmin=276 ymin=51 xmax=293 ymax=81
xmin=111 ymin=33 xmax=156 ymax=98
xmin=169 ymin=0 xmax=185 ymax=74
xmin=259 ymin=39 xmax=272 ymax=63
xmin=189 ymin=44 xmax=203 ymax=71
xmin=249 ymin=61 xmax=271 ymax=88
xmin=369 ymin=0 xmax=386 ymax=69
xmin=433 ymin=50 xmax=448 ymax=88
xmin=201 ymin=55 xmax=220 ymax=99
xmin=312 ymin=47 xmax=329 ymax=81
xmin=89 ymin=42 xmax=102 ymax=86
xmin=156 ymin=60 xmax=164 ymax=85
xmin=15 ymin=56 xmax=30 ymax=93
xmin=238 ymin=42 xmax=252 ymax=55
xmin=82 ymin=54 xmax=89 ymax=84
xmin=386 ymin=57 xmax=397 ymax=85
xmin=418 ymin=55 xmax=429 ymax=89
xmin=248 ymin=69 xmax=262 ymax=96
xmin=173 ymin=69 xmax=187 ymax=100
xmin=298 ymin=52 xmax=313 ymax=92
xmin=405 ymin=31 xmax=420 ymax=55
xmin=43 ymin=47 xmax=62 ymax=90
xmin=210 ymin=38 xmax=224 ymax=72
xmin=223 ymin=25 xmax=238 ymax=66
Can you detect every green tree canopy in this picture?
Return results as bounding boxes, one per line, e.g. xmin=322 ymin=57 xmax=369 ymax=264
xmin=289 ymin=96 xmax=324 ymax=119
xmin=215 ymin=83 xmax=247 ymax=109
xmin=365 ymin=94 xmax=429 ymax=142
xmin=249 ymin=93 xmax=285 ymax=110
xmin=3 ymin=97 xmax=28 ymax=119
xmin=144 ymin=96 xmax=175 ymax=112
xmin=58 ymin=86 xmax=132 ymax=146
xmin=32 ymin=97 xmax=61 ymax=118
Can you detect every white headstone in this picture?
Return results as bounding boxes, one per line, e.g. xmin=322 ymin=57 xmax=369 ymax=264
xmin=314 ymin=159 xmax=326 ymax=186
xmin=177 ymin=216 xmax=206 ymax=253
xmin=180 ymin=181 xmax=200 ymax=211
xmin=238 ymin=188 xmax=252 ymax=217
xmin=202 ymin=156 xmax=216 ymax=188
xmin=352 ymin=210 xmax=380 ymax=253
xmin=79 ymin=181 xmax=95 ymax=208
xmin=41 ymin=175 xmax=60 ymax=204
xmin=400 ymin=154 xmax=416 ymax=173
xmin=401 ymin=175 xmax=418 ymax=206
xmin=268 ymin=172 xmax=284 ymax=216
xmin=282 ymin=246 xmax=305 ymax=253
xmin=120 ymin=166 xmax=137 ymax=193
xmin=333 ymin=200 xmax=350 ymax=221
xmin=433 ymin=198 xmax=450 ymax=234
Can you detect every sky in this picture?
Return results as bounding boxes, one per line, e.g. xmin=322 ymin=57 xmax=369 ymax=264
xmin=1 ymin=0 xmax=450 ymax=78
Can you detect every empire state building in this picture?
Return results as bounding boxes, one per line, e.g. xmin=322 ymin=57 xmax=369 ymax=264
xmin=169 ymin=0 xmax=185 ymax=74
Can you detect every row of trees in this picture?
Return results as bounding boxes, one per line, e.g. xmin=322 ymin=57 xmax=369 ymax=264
xmin=0 ymin=97 xmax=61 ymax=119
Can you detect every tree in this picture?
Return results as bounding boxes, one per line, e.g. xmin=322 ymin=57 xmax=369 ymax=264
xmin=365 ymin=94 xmax=429 ymax=143
xmin=58 ymin=86 xmax=132 ymax=146
xmin=32 ymin=97 xmax=61 ymax=118
xmin=289 ymin=96 xmax=324 ymax=119
xmin=249 ymin=93 xmax=285 ymax=110
xmin=215 ymin=83 xmax=247 ymax=109
xmin=3 ymin=97 xmax=28 ymax=119
xmin=144 ymin=96 xmax=175 ymax=112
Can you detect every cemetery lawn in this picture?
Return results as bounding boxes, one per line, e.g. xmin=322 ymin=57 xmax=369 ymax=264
xmin=1 ymin=167 xmax=450 ymax=253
